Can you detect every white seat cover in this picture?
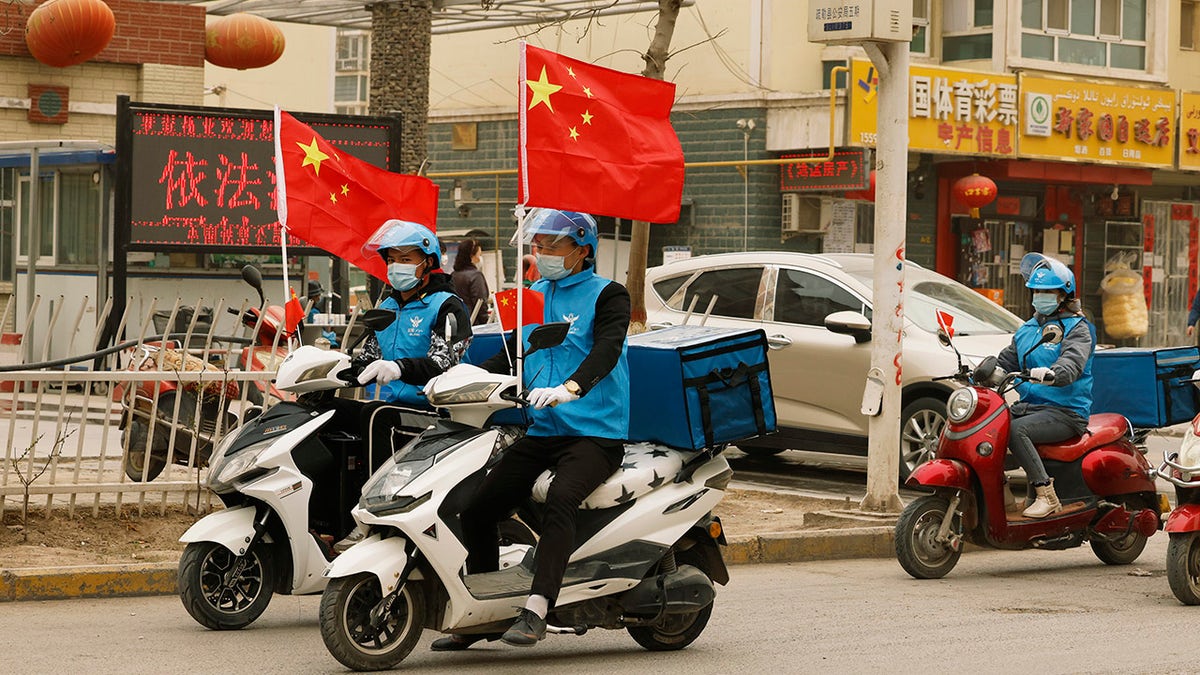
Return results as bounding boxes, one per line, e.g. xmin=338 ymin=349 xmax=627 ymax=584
xmin=530 ymin=442 xmax=699 ymax=510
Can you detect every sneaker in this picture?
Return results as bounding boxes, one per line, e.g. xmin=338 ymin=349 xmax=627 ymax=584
xmin=332 ymin=525 xmax=367 ymax=554
xmin=430 ymin=633 xmax=503 ymax=651
xmin=501 ymin=608 xmax=547 ymax=646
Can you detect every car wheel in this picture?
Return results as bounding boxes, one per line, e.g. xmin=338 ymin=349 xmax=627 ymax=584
xmin=899 ymin=397 xmax=947 ymax=482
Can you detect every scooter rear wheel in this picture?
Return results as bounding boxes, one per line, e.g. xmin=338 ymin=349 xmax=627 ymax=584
xmin=178 ymin=541 xmax=275 ymax=630
xmin=1167 ymin=532 xmax=1200 ymax=605
xmin=1090 ymin=531 xmax=1147 ymax=566
xmin=895 ymin=495 xmax=962 ymax=579
xmin=320 ymin=573 xmax=425 ymax=671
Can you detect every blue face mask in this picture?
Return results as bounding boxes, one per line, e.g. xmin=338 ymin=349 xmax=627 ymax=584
xmin=1031 ymin=292 xmax=1061 ymax=316
xmin=388 ymin=262 xmax=421 ymax=291
xmin=536 ymin=253 xmax=571 ymax=280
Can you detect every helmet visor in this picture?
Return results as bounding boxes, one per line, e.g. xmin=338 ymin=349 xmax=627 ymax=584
xmin=509 ymin=208 xmax=575 ymax=248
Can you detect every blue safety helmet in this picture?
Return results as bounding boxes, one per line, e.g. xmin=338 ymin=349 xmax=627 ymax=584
xmin=362 ymin=219 xmax=441 ymax=269
xmin=1020 ymin=252 xmax=1075 ymax=296
xmin=515 ymin=208 xmax=600 ymax=267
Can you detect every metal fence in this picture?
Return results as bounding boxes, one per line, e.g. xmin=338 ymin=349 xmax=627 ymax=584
xmin=0 ymin=291 xmax=363 ymax=518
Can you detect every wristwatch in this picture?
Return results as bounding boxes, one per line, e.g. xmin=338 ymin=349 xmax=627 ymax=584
xmin=564 ymin=380 xmax=582 ymax=396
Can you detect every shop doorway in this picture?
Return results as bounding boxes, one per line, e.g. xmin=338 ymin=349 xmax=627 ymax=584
xmin=1141 ymin=201 xmax=1198 ymax=347
xmin=955 ymin=216 xmax=1040 ymax=317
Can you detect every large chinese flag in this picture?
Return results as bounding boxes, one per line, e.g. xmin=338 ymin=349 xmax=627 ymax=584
xmin=275 ymin=111 xmax=439 ymax=281
xmin=518 ymin=43 xmax=684 ymax=224
xmin=494 ymin=288 xmax=544 ymax=331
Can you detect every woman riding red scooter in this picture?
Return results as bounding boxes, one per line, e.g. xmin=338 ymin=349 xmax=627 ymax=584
xmin=895 ymin=253 xmax=1164 ymax=579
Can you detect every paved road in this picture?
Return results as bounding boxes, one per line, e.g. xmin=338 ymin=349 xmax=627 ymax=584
xmin=2 ymin=535 xmax=1194 ymax=674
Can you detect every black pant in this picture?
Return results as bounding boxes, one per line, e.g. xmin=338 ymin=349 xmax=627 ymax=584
xmin=326 ymin=398 xmax=431 ymax=471
xmin=1009 ymin=404 xmax=1088 ymax=485
xmin=461 ymin=435 xmax=623 ymax=603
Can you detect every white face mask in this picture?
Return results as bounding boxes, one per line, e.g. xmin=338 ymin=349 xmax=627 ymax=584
xmin=536 ymin=254 xmax=571 ymax=280
xmin=388 ymin=262 xmax=421 ymax=291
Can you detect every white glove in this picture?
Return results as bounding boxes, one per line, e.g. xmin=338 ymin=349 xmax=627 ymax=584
xmin=422 ymin=376 xmax=439 ymax=398
xmin=358 ymin=359 xmax=402 ymax=386
xmin=528 ymin=384 xmax=579 ymax=409
xmin=1028 ymin=366 xmax=1055 ymax=384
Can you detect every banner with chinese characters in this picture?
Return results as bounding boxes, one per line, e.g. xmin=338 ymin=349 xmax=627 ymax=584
xmin=847 ymin=59 xmax=1018 ymax=157
xmin=1018 ymin=75 xmax=1176 ymax=168
xmin=1179 ymin=92 xmax=1200 ymax=171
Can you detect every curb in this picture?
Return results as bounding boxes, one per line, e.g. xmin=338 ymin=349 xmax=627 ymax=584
xmin=0 ymin=527 xmax=897 ymax=603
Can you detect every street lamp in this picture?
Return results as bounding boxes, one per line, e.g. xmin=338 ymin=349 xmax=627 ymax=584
xmin=736 ymin=118 xmax=756 ymax=250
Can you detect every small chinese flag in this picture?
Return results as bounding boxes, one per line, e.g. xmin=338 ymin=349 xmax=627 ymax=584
xmin=284 ymin=288 xmax=305 ymax=337
xmin=935 ymin=310 xmax=955 ymax=338
xmin=518 ymin=42 xmax=684 ymax=224
xmin=275 ymin=110 xmax=440 ymax=281
xmin=494 ymin=288 xmax=544 ymax=331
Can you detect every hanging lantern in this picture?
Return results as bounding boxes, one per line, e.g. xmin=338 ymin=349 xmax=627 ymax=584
xmin=845 ymin=170 xmax=876 ymax=202
xmin=25 ymin=0 xmax=116 ymax=68
xmin=952 ymin=173 xmax=998 ymax=218
xmin=205 ymin=13 xmax=285 ymax=70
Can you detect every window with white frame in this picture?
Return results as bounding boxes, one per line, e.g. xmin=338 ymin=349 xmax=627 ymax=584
xmin=17 ymin=172 xmax=55 ymax=265
xmin=912 ymin=0 xmax=931 ymax=56
xmin=1183 ymin=0 xmax=1199 ymax=51
xmin=1020 ymin=0 xmax=1147 ymax=70
xmin=15 ymin=169 xmax=101 ymax=267
xmin=335 ymin=29 xmax=371 ymax=115
xmin=942 ymin=0 xmax=994 ymax=62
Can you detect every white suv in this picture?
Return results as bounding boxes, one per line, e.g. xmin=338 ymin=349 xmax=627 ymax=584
xmin=644 ymin=252 xmax=1020 ymax=480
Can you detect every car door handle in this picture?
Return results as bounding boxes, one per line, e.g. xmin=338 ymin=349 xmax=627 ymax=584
xmin=766 ymin=334 xmax=792 ymax=350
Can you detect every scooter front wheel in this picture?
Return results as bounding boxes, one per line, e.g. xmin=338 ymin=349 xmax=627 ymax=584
xmin=1167 ymin=532 xmax=1200 ymax=605
xmin=895 ymin=495 xmax=962 ymax=579
xmin=320 ymin=573 xmax=425 ymax=671
xmin=178 ymin=540 xmax=275 ymax=630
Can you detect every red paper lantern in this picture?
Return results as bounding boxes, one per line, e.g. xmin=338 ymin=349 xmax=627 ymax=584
xmin=205 ymin=13 xmax=285 ymax=70
xmin=25 ymin=0 xmax=115 ymax=68
xmin=845 ymin=169 xmax=876 ymax=202
xmin=952 ymin=173 xmax=998 ymax=218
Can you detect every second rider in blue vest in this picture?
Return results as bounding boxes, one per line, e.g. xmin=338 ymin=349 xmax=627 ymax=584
xmin=995 ymin=253 xmax=1095 ymax=520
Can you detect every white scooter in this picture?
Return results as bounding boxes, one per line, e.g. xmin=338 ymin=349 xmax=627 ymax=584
xmin=176 ymin=309 xmax=437 ymax=630
xmin=317 ymin=322 xmax=733 ymax=672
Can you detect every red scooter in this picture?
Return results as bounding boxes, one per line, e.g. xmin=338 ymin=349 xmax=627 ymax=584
xmin=895 ymin=332 xmax=1166 ymax=579
xmin=1155 ymin=393 xmax=1200 ymax=604
xmin=118 ymin=266 xmax=293 ymax=481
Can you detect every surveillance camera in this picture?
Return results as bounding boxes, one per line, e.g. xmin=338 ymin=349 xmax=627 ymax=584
xmin=736 ymin=119 xmax=747 ymax=129
xmin=457 ymin=203 xmax=471 ymax=218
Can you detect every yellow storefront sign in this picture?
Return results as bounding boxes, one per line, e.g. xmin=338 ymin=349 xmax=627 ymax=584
xmin=847 ymin=59 xmax=1018 ymax=157
xmin=1018 ymin=74 xmax=1175 ymax=168
xmin=1179 ymin=92 xmax=1200 ymax=171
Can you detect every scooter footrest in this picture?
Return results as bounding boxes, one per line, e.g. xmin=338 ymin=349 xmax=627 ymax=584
xmin=1005 ymin=500 xmax=1089 ymax=522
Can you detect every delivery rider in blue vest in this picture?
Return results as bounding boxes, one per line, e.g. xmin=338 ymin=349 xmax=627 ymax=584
xmin=431 ymin=208 xmax=631 ymax=650
xmin=328 ymin=220 xmax=472 ymax=552
xmin=995 ymin=253 xmax=1095 ymax=519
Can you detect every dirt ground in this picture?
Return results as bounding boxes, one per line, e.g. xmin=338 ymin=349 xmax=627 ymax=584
xmin=0 ymin=488 xmax=852 ymax=570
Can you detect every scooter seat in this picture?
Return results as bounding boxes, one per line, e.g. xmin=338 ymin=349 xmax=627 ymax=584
xmin=1036 ymin=413 xmax=1129 ymax=462
xmin=530 ymin=442 xmax=701 ymax=510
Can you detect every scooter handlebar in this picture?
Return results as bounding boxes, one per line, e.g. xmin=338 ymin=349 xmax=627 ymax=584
xmin=499 ymin=389 xmax=530 ymax=407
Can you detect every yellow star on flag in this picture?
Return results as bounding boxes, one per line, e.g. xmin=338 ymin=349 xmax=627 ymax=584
xmin=340 ymin=184 xmax=350 ymax=196
xmin=568 ymin=126 xmax=580 ymax=141
xmin=582 ymin=86 xmax=593 ymax=98
xmin=580 ymin=110 xmax=593 ymax=125
xmin=567 ymin=66 xmax=576 ymax=78
xmin=499 ymin=295 xmax=511 ymax=306
xmin=297 ymin=137 xmax=330 ymax=175
xmin=329 ymin=191 xmax=338 ymax=204
xmin=526 ymin=66 xmax=563 ymax=112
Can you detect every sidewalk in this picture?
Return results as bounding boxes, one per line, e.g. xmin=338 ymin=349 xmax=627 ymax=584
xmin=0 ymin=514 xmax=899 ymax=603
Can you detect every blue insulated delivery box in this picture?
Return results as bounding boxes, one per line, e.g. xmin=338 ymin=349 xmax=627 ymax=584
xmin=1090 ymin=346 xmax=1200 ymax=428
xmin=627 ymin=326 xmax=776 ymax=450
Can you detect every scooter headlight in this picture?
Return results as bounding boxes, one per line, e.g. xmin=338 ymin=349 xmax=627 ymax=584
xmin=428 ymin=381 xmax=499 ymax=406
xmin=209 ymin=439 xmax=273 ymax=489
xmin=946 ymin=387 xmax=978 ymax=424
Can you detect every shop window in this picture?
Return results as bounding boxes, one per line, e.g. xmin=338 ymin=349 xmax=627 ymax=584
xmin=942 ymin=0 xmax=994 ymax=62
xmin=16 ymin=169 xmax=102 ymax=267
xmin=1019 ymin=0 xmax=1147 ymax=71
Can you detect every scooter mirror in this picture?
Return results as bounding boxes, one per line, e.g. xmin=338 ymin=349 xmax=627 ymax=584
xmin=937 ymin=329 xmax=952 ymax=347
xmin=526 ymin=321 xmax=569 ymax=356
xmin=973 ymin=355 xmax=998 ymax=384
xmin=241 ymin=265 xmax=265 ymax=306
xmin=360 ymin=308 xmax=397 ymax=332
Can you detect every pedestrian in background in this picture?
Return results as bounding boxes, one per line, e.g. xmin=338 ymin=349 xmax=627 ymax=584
xmin=522 ymin=253 xmax=541 ymax=286
xmin=452 ymin=239 xmax=490 ymax=325
xmin=1187 ymin=288 xmax=1200 ymax=340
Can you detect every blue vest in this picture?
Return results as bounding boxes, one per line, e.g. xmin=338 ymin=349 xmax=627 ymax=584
xmin=368 ymin=290 xmax=455 ymax=408
xmin=523 ymin=268 xmax=630 ymax=440
xmin=1013 ymin=315 xmax=1094 ymax=419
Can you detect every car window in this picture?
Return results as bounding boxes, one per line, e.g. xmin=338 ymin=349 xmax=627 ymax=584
xmin=677 ymin=267 xmax=762 ymax=318
xmin=652 ymin=274 xmax=690 ymax=306
xmin=905 ymin=279 xmax=1022 ymax=335
xmin=773 ymin=269 xmax=865 ymax=326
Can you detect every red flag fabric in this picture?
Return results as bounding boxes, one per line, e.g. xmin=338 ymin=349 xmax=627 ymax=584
xmin=518 ymin=43 xmax=684 ymax=224
xmin=494 ymin=288 xmax=544 ymax=331
xmin=935 ymin=310 xmax=955 ymax=338
xmin=276 ymin=111 xmax=440 ymax=281
xmin=284 ymin=288 xmax=304 ymax=337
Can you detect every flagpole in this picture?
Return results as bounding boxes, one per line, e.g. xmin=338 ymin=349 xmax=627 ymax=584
xmin=273 ymin=106 xmax=294 ymax=347
xmin=515 ymin=41 xmax=529 ymax=392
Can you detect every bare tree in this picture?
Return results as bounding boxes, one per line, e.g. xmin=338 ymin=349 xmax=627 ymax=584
xmin=627 ymin=0 xmax=683 ymax=334
xmin=10 ymin=418 xmax=76 ymax=542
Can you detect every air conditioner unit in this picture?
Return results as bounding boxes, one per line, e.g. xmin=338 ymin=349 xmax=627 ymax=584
xmin=782 ymin=194 xmax=832 ymax=234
